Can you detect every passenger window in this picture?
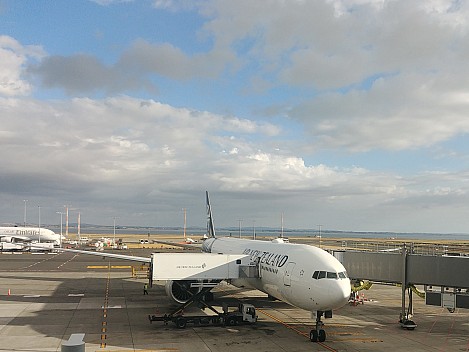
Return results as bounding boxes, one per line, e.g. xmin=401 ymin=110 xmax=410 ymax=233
xmin=327 ymin=272 xmax=338 ymax=279
xmin=312 ymin=271 xmax=319 ymax=279
xmin=318 ymin=271 xmax=326 ymax=279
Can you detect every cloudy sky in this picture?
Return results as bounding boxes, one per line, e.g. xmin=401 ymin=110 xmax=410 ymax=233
xmin=1 ymin=0 xmax=469 ymax=233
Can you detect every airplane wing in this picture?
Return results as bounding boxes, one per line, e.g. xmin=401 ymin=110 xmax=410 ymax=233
xmin=152 ymin=240 xmax=203 ymax=250
xmin=30 ymin=245 xmax=151 ymax=263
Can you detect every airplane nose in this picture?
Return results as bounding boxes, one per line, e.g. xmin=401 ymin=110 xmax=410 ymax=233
xmin=339 ymin=280 xmax=351 ymax=305
xmin=329 ymin=280 xmax=351 ymax=309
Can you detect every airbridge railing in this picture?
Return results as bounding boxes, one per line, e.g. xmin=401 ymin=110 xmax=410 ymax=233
xmin=301 ymin=237 xmax=469 ymax=256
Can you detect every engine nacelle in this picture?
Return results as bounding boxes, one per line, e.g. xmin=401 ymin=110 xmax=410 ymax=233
xmin=164 ymin=280 xmax=202 ymax=304
xmin=0 ymin=236 xmax=13 ymax=243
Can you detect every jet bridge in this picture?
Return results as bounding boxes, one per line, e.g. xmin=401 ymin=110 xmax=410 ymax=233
xmin=334 ymin=246 xmax=469 ymax=329
xmin=151 ymin=253 xmax=258 ymax=281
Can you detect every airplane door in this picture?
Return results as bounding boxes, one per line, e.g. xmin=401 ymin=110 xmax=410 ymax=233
xmin=283 ymin=262 xmax=296 ymax=286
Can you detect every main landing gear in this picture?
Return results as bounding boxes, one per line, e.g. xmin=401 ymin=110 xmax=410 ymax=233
xmin=309 ymin=311 xmax=329 ymax=342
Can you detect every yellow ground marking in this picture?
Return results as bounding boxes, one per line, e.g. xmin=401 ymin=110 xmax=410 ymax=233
xmin=95 ymin=350 xmax=179 ymax=352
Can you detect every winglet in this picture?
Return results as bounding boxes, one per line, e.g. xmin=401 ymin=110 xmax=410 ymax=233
xmin=206 ymin=191 xmax=216 ymax=238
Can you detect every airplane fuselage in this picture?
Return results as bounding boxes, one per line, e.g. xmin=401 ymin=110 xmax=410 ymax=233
xmin=0 ymin=227 xmax=61 ymax=245
xmin=202 ymin=237 xmax=350 ymax=312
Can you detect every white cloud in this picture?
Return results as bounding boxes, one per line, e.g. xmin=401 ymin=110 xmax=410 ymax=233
xmin=291 ymin=72 xmax=469 ymax=151
xmin=23 ymin=1 xmax=469 ymax=154
xmin=152 ymin=0 xmax=197 ymax=11
xmin=1 ymin=93 xmax=469 ymax=231
xmin=0 ymin=36 xmax=45 ymax=96
xmin=192 ymin=1 xmax=469 ymax=151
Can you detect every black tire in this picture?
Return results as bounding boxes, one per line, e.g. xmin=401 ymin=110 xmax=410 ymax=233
xmin=176 ymin=317 xmax=187 ymax=329
xmin=226 ymin=316 xmax=237 ymax=326
xmin=199 ymin=317 xmax=210 ymax=325
xmin=318 ymin=329 xmax=326 ymax=342
xmin=310 ymin=329 xmax=318 ymax=342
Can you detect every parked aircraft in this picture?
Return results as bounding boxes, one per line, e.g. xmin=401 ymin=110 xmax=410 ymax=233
xmin=54 ymin=192 xmax=351 ymax=343
xmin=0 ymin=226 xmax=62 ymax=245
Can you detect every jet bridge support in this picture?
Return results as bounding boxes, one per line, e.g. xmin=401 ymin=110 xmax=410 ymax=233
xmin=399 ymin=244 xmax=416 ymax=330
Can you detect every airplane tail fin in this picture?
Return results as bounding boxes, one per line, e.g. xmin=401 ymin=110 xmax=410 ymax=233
xmin=206 ymin=191 xmax=216 ymax=238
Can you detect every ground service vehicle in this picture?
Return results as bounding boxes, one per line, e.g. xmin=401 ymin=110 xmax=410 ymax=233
xmin=149 ymin=303 xmax=257 ymax=328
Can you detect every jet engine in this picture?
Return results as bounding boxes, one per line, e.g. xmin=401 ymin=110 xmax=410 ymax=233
xmin=164 ymin=280 xmax=202 ymax=304
xmin=0 ymin=236 xmax=13 ymax=243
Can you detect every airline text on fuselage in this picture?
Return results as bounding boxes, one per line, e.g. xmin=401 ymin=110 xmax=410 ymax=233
xmin=242 ymin=248 xmax=288 ymax=268
xmin=16 ymin=229 xmax=40 ymax=236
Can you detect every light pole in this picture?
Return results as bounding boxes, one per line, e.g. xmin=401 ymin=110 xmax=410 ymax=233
xmin=23 ymin=199 xmax=28 ymax=227
xmin=38 ymin=205 xmax=41 ymax=243
xmin=281 ymin=212 xmax=284 ymax=238
xmin=113 ymin=217 xmax=117 ymax=246
xmin=77 ymin=212 xmax=81 ymax=244
xmin=64 ymin=205 xmax=69 ymax=239
xmin=182 ymin=208 xmax=187 ymax=240
xmin=318 ymin=224 xmax=323 ymax=249
xmin=238 ymin=219 xmax=243 ymax=238
xmin=56 ymin=212 xmax=64 ymax=248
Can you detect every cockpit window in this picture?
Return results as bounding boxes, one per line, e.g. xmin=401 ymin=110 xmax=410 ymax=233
xmin=327 ymin=272 xmax=338 ymax=279
xmin=313 ymin=270 xmax=348 ymax=280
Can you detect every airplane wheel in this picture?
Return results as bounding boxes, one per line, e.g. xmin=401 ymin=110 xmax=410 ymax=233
xmin=318 ymin=329 xmax=326 ymax=342
xmin=310 ymin=329 xmax=318 ymax=342
xmin=176 ymin=317 xmax=187 ymax=329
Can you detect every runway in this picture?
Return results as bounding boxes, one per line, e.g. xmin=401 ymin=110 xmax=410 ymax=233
xmin=1 ymin=248 xmax=469 ymax=351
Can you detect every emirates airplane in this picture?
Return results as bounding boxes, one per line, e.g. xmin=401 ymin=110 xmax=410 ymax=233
xmin=58 ymin=192 xmax=351 ymax=343
xmin=0 ymin=226 xmax=61 ymax=245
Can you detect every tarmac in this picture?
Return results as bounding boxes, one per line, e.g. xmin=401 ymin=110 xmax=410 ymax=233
xmin=1 ymin=247 xmax=469 ymax=351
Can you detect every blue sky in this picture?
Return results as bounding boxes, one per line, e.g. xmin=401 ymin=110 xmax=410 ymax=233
xmin=1 ymin=0 xmax=469 ymax=233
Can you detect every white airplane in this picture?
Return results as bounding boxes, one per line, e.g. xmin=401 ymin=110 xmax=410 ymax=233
xmin=200 ymin=192 xmax=350 ymax=342
xmin=57 ymin=192 xmax=351 ymax=343
xmin=0 ymin=226 xmax=62 ymax=245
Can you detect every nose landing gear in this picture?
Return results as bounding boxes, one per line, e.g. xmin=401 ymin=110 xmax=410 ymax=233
xmin=310 ymin=311 xmax=327 ymax=342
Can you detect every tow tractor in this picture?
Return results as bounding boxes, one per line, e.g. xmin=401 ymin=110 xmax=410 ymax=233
xmin=148 ymin=285 xmax=257 ymax=328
